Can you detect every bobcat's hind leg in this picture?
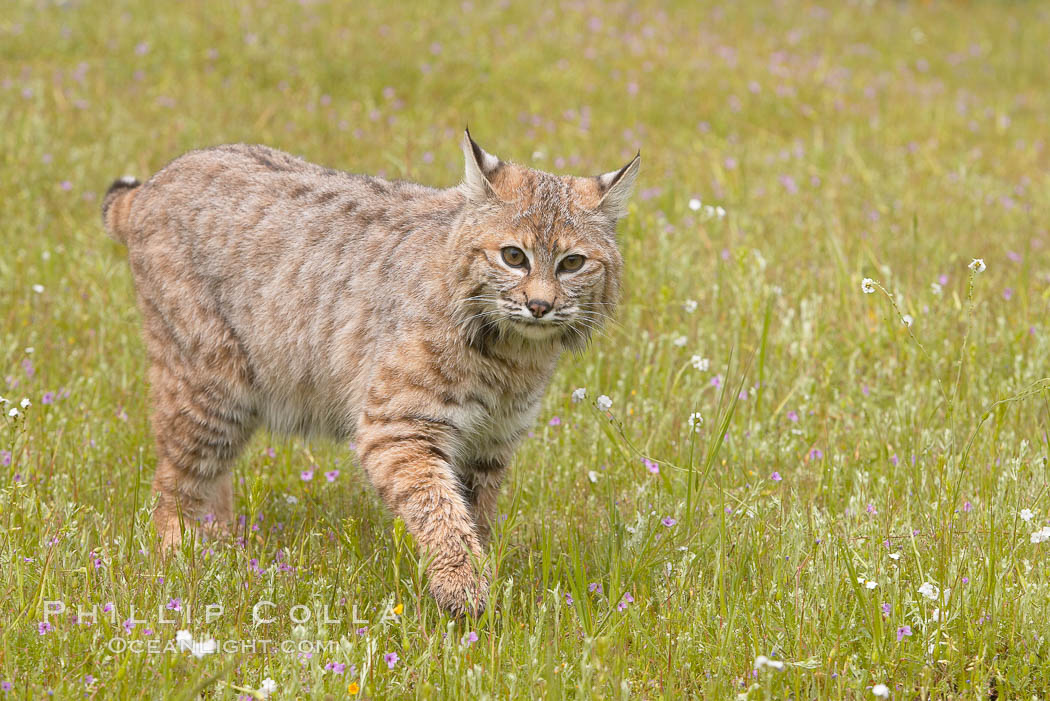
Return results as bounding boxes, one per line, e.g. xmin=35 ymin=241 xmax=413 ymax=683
xmin=145 ymin=328 xmax=257 ymax=551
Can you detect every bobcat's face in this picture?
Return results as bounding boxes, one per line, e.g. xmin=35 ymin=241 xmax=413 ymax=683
xmin=466 ymin=200 xmax=621 ymax=344
xmin=451 ymin=133 xmax=638 ymax=351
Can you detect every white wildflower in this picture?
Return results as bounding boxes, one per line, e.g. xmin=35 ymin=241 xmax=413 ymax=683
xmin=19 ymin=398 xmax=30 ymax=409
xmin=968 ymin=258 xmax=986 ymax=273
xmin=901 ymin=314 xmax=913 ymax=327
xmin=682 ymin=299 xmax=698 ymax=313
xmin=587 ymin=470 xmax=599 ymax=483
xmin=690 ymin=355 xmax=710 ymax=372
xmin=865 ymin=580 xmax=878 ymax=590
xmin=688 ymin=198 xmax=702 ymax=211
xmin=284 ymin=494 xmax=298 ymax=505
xmin=175 ymin=630 xmax=193 ymax=652
xmin=687 ymin=412 xmax=703 ymax=432
xmin=32 ymin=284 xmax=44 ymax=294
xmin=1031 ymin=526 xmax=1050 ymax=544
xmin=930 ymin=282 xmax=942 ymax=295
xmin=917 ymin=582 xmax=939 ymax=601
xmin=1020 ymin=508 xmax=1034 ymax=522
xmin=700 ymin=204 xmax=726 ymax=220
xmin=673 ymin=335 xmax=687 ymax=347
xmin=24 ymin=347 xmax=34 ymax=354
xmin=571 ymin=387 xmax=587 ymax=403
xmin=259 ymin=678 xmax=278 ymax=699
xmin=754 ymin=655 xmax=785 ymax=671
xmin=888 ymin=552 xmax=901 ymax=561
xmin=861 ymin=278 xmax=876 ymax=294
xmin=596 ymin=395 xmax=613 ymax=412
xmin=0 ymin=396 xmax=7 ymax=404
xmin=8 ymin=408 xmax=19 ymax=418
xmin=872 ymin=683 xmax=890 ymax=698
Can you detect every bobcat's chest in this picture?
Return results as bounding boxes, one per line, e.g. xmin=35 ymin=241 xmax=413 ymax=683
xmin=456 ymin=376 xmax=546 ymax=465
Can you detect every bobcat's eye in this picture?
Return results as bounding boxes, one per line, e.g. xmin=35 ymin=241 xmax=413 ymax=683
xmin=501 ymin=246 xmax=528 ymax=268
xmin=559 ymin=254 xmax=586 ymax=273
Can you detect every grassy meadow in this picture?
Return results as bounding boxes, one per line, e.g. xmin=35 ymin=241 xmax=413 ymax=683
xmin=4 ymin=0 xmax=1050 ymax=697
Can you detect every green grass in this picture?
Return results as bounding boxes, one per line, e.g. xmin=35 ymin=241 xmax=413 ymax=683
xmin=3 ymin=0 xmax=1050 ymax=697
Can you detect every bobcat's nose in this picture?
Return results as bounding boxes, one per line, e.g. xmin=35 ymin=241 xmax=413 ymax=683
xmin=527 ymin=299 xmax=552 ymax=318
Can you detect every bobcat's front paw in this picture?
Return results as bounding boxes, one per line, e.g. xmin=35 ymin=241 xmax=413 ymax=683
xmin=428 ymin=557 xmax=489 ymax=618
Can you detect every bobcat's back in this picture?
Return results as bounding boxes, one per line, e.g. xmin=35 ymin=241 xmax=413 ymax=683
xmin=109 ymin=143 xmax=468 ymax=439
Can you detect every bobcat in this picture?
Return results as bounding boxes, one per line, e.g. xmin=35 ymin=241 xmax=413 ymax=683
xmin=102 ymin=132 xmax=639 ymax=616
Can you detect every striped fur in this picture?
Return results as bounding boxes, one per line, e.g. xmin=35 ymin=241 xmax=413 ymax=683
xmin=102 ymin=133 xmax=638 ymax=616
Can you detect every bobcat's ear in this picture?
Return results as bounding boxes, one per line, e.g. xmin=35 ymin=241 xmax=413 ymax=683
xmin=594 ymin=153 xmax=640 ymax=219
xmin=462 ymin=129 xmax=504 ymax=202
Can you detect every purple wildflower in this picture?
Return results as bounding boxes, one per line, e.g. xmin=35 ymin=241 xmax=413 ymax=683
xmin=300 ymin=469 xmax=314 ymax=482
xmin=588 ymin=582 xmax=603 ymax=594
xmin=464 ymin=631 xmax=479 ymax=645
xmin=548 ymin=416 xmax=561 ymax=426
xmin=42 ymin=392 xmax=55 ymax=405
xmin=325 ymin=469 xmax=339 ymax=482
xmin=896 ymin=625 xmax=912 ymax=641
xmin=808 ymin=448 xmax=823 ymax=460
xmin=643 ymin=458 xmax=659 ymax=474
xmin=384 ymin=652 xmax=398 ymax=669
xmin=770 ymin=471 xmax=782 ymax=482
xmin=166 ymin=598 xmax=181 ymax=611
xmin=786 ymin=410 xmax=799 ymax=422
xmin=564 ymin=593 xmax=573 ymax=605
xmin=661 ymin=517 xmax=677 ymax=527
xmin=0 ymin=681 xmax=10 ymax=691
xmin=880 ymin=602 xmax=891 ymax=616
xmin=37 ymin=621 xmax=53 ymax=635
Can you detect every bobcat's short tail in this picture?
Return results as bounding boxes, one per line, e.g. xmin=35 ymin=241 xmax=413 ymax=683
xmin=101 ymin=176 xmax=142 ymax=245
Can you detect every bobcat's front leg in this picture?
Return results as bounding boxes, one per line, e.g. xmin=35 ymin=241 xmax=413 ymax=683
xmin=357 ymin=407 xmax=486 ymax=617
